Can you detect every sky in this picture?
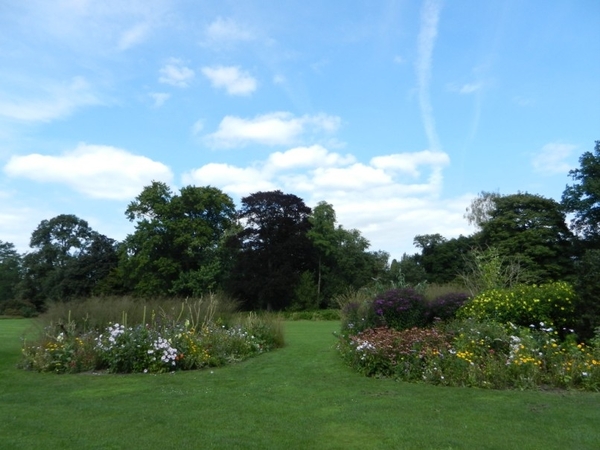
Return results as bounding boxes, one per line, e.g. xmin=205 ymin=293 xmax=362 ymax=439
xmin=1 ymin=0 xmax=599 ymax=261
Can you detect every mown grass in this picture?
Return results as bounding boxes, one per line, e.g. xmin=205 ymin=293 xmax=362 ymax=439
xmin=1 ymin=318 xmax=599 ymax=449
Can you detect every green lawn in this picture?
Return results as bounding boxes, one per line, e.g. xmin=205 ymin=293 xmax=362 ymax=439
xmin=1 ymin=318 xmax=599 ymax=449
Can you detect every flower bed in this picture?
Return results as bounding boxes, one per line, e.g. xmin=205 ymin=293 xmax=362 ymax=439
xmin=20 ymin=314 xmax=283 ymax=374
xmin=338 ymin=319 xmax=600 ymax=390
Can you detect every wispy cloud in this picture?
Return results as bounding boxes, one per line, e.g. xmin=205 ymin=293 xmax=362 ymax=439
xmin=203 ymin=17 xmax=256 ymax=47
xmin=118 ymin=22 xmax=151 ymax=50
xmin=149 ymin=92 xmax=170 ymax=107
xmin=159 ymin=59 xmax=195 ymax=87
xmin=201 ymin=66 xmax=257 ymax=96
xmin=448 ymin=82 xmax=482 ymax=95
xmin=0 ymin=76 xmax=99 ymax=123
xmin=415 ymin=0 xmax=443 ymax=152
xmin=532 ymin=142 xmax=576 ymax=175
xmin=204 ymin=112 xmax=341 ymax=148
xmin=4 ymin=143 xmax=173 ymax=200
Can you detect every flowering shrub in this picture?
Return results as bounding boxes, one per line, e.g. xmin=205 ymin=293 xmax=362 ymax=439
xmin=372 ymin=288 xmax=427 ymax=331
xmin=20 ymin=314 xmax=284 ymax=374
xmin=427 ymin=292 xmax=471 ymax=322
xmin=457 ymin=282 xmax=576 ymax=331
xmin=338 ymin=319 xmax=600 ymax=391
xmin=338 ymin=326 xmax=450 ymax=380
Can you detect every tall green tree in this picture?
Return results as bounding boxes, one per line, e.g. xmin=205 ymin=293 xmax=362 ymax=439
xmin=121 ymin=182 xmax=236 ymax=297
xmin=479 ymin=193 xmax=574 ymax=282
xmin=307 ymin=201 xmax=338 ymax=305
xmin=18 ymin=214 xmax=117 ymax=307
xmin=562 ymin=140 xmax=600 ymax=247
xmin=0 ymin=241 xmax=21 ymax=305
xmin=306 ymin=202 xmax=390 ymax=306
xmin=226 ymin=190 xmax=314 ymax=310
xmin=413 ymin=234 xmax=475 ymax=284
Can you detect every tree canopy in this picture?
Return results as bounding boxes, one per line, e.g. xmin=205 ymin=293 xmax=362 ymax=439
xmin=562 ymin=140 xmax=600 ymax=247
xmin=226 ymin=190 xmax=314 ymax=310
xmin=478 ymin=193 xmax=574 ymax=282
xmin=121 ymin=181 xmax=236 ymax=297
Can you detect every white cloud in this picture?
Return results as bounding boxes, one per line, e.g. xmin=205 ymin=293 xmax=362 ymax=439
xmin=182 ymin=163 xmax=276 ymax=196
xmin=448 ymin=82 xmax=482 ymax=94
xmin=118 ymin=22 xmax=151 ymax=50
xmin=182 ymin=145 xmax=464 ymax=258
xmin=201 ymin=66 xmax=257 ymax=96
xmin=191 ymin=119 xmax=204 ymax=135
xmin=532 ymin=142 xmax=576 ymax=175
xmin=203 ymin=17 xmax=255 ymax=45
xmin=266 ymin=145 xmax=355 ymax=171
xmin=371 ymin=150 xmax=450 ymax=177
xmin=416 ymin=0 xmax=443 ymax=153
xmin=204 ymin=112 xmax=341 ymax=148
xmin=0 ymin=76 xmax=99 ymax=123
xmin=149 ymin=92 xmax=170 ymax=107
xmin=159 ymin=59 xmax=195 ymax=87
xmin=4 ymin=143 xmax=173 ymax=200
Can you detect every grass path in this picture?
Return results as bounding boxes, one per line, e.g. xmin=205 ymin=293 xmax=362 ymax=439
xmin=1 ymin=319 xmax=599 ymax=449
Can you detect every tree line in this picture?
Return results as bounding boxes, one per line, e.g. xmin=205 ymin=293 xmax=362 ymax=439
xmin=1 ymin=141 xmax=599 ymax=320
xmin=0 ymin=185 xmax=390 ymax=314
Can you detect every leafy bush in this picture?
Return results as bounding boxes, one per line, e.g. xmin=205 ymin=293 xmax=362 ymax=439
xmin=573 ymin=249 xmax=600 ymax=341
xmin=283 ymin=309 xmax=340 ymax=321
xmin=340 ymin=299 xmax=379 ymax=336
xmin=457 ymin=282 xmax=576 ymax=331
xmin=372 ymin=288 xmax=427 ymax=331
xmin=427 ymin=292 xmax=471 ymax=322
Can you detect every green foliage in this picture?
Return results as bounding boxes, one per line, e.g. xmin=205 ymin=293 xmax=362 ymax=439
xmin=39 ymin=293 xmax=239 ymax=334
xmin=562 ymin=140 xmax=600 ymax=245
xmin=281 ymin=309 xmax=340 ymax=321
xmin=226 ymin=190 xmax=314 ymax=310
xmin=573 ymin=249 xmax=600 ymax=340
xmin=458 ymin=282 xmax=576 ymax=330
xmin=478 ymin=192 xmax=575 ymax=283
xmin=459 ymin=246 xmax=528 ymax=296
xmin=427 ymin=292 xmax=471 ymax=322
xmin=4 ymin=320 xmax=600 ymax=448
xmin=121 ymin=182 xmax=236 ymax=297
xmin=20 ymin=306 xmax=284 ymax=374
xmin=0 ymin=241 xmax=21 ymax=306
xmin=413 ymin=234 xmax=475 ymax=284
xmin=17 ymin=215 xmax=118 ymax=308
xmin=289 ymin=271 xmax=319 ymax=311
xmin=338 ymin=318 xmax=600 ymax=390
xmin=307 ymin=201 xmax=391 ymax=307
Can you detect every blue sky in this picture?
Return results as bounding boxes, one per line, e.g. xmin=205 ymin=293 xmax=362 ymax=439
xmin=1 ymin=0 xmax=599 ymax=260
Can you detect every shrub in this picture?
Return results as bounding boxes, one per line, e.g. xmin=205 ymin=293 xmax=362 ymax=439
xmin=340 ymin=300 xmax=379 ymax=336
xmin=573 ymin=249 xmax=600 ymax=341
xmin=372 ymin=288 xmax=427 ymax=331
xmin=427 ymin=292 xmax=471 ymax=322
xmin=457 ymin=282 xmax=576 ymax=331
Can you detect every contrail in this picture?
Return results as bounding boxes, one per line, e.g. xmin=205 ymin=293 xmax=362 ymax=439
xmin=416 ymin=0 xmax=443 ymax=153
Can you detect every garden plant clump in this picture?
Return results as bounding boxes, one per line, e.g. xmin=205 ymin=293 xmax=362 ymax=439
xmin=19 ymin=297 xmax=284 ymax=374
xmin=338 ymin=284 xmax=600 ymax=391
